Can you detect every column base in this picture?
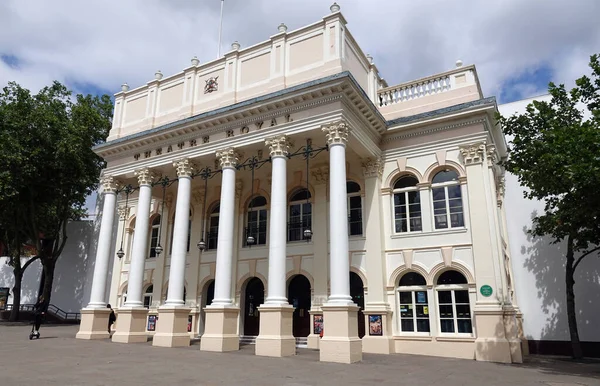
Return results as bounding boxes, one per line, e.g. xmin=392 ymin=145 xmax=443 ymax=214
xmin=111 ymin=307 xmax=149 ymax=344
xmin=319 ymin=304 xmax=362 ymax=364
xmin=76 ymin=308 xmax=111 ymax=340
xmin=200 ymin=306 xmax=240 ymax=352
xmin=255 ymin=304 xmax=296 ymax=357
xmin=152 ymin=306 xmax=191 ymax=348
xmin=361 ymin=310 xmax=393 ymax=354
xmin=473 ymin=306 xmax=515 ymax=363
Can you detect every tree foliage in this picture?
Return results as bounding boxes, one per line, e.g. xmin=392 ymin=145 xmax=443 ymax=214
xmin=497 ymin=54 xmax=600 ymax=358
xmin=0 ymin=81 xmax=112 ymax=318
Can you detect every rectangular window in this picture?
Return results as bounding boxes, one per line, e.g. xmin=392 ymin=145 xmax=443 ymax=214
xmin=433 ymin=185 xmax=464 ymax=230
xmin=288 ymin=203 xmax=311 ymax=242
xmin=394 ymin=191 xmax=422 ymax=233
xmin=348 ymin=195 xmax=363 ymax=236
xmin=207 ymin=216 xmax=219 ymax=250
xmin=437 ymin=289 xmax=472 ymax=334
xmin=399 ymin=290 xmax=430 ymax=333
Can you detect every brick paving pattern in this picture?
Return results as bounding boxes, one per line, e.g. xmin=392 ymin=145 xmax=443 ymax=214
xmin=1 ymin=324 xmax=599 ymax=386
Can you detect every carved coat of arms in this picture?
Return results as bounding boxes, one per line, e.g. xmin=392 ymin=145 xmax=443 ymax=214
xmin=204 ymin=76 xmax=219 ymax=94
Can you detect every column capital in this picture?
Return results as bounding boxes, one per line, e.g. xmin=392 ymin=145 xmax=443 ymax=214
xmin=216 ymin=147 xmax=240 ymax=169
xmin=459 ymin=142 xmax=486 ymax=165
xmin=322 ymin=120 xmax=349 ymax=146
xmin=265 ymin=135 xmax=293 ymax=158
xmin=311 ymin=164 xmax=329 ymax=185
xmin=134 ymin=167 xmax=155 ymax=186
xmin=117 ymin=205 xmax=131 ymax=220
xmin=100 ymin=175 xmax=119 ymax=194
xmin=486 ymin=144 xmax=497 ymax=167
xmin=361 ymin=157 xmax=383 ymax=179
xmin=173 ymin=158 xmax=195 ymax=178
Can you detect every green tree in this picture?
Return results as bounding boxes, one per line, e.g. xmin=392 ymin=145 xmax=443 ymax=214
xmin=497 ymin=54 xmax=600 ymax=359
xmin=0 ymin=81 xmax=112 ymax=320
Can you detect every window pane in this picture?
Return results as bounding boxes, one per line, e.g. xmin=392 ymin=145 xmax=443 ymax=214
xmin=399 ymin=292 xmax=412 ymax=303
xmin=456 ymin=305 xmax=471 ymax=318
xmin=399 ymin=273 xmax=426 ymax=287
xmin=408 ymin=191 xmax=420 ymax=204
xmin=409 ymin=217 xmax=423 ymax=232
xmin=438 ymin=305 xmax=453 ymax=318
xmin=416 ymin=305 xmax=428 ymax=317
xmin=415 ymin=291 xmax=428 ymax=303
xmin=432 ymin=187 xmax=446 ymax=200
xmin=440 ymin=319 xmax=455 ymax=333
xmin=455 ymin=290 xmax=470 ymax=303
xmin=416 ymin=319 xmax=430 ymax=332
xmin=435 ymin=215 xmax=448 ymax=229
xmin=450 ymin=213 xmax=464 ymax=228
xmin=438 ymin=291 xmax=452 ymax=304
xmin=394 ymin=176 xmax=418 ymax=189
xmin=291 ymin=189 xmax=311 ymax=201
xmin=401 ymin=319 xmax=415 ymax=332
xmin=395 ymin=219 xmax=407 ymax=233
xmin=438 ymin=271 xmax=468 ymax=285
xmin=346 ymin=181 xmax=361 ymax=193
xmin=457 ymin=319 xmax=473 ymax=333
xmin=447 ymin=185 xmax=461 ymax=199
xmin=432 ymin=170 xmax=459 ymax=184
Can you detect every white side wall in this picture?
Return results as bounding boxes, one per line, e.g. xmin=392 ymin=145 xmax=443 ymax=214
xmin=500 ymin=95 xmax=600 ymax=342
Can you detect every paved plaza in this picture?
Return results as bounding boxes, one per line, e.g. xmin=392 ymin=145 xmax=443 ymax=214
xmin=1 ymin=324 xmax=599 ymax=386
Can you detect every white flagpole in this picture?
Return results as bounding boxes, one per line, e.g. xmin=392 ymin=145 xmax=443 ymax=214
xmin=217 ymin=0 xmax=224 ymax=58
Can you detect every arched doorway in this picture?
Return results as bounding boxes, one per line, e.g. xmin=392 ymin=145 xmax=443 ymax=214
xmin=350 ymin=272 xmax=365 ymax=338
xmin=288 ymin=275 xmax=311 ymax=337
xmin=243 ymin=277 xmax=264 ymax=336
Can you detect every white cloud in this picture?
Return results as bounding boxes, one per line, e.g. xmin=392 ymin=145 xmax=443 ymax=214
xmin=1 ymin=0 xmax=599 ymax=102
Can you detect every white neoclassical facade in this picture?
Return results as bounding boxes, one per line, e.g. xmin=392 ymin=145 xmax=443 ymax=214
xmin=77 ymin=4 xmax=524 ymax=364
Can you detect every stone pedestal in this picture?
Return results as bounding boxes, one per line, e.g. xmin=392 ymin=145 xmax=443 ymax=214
xmin=200 ymin=306 xmax=240 ymax=352
xmin=473 ymin=307 xmax=513 ymax=363
xmin=503 ymin=307 xmax=524 ymax=363
xmin=152 ymin=306 xmax=191 ymax=348
xmin=76 ymin=308 xmax=112 ymax=340
xmin=307 ymin=310 xmax=323 ymax=349
xmin=255 ymin=305 xmax=296 ymax=357
xmin=319 ymin=304 xmax=362 ymax=364
xmin=361 ymin=310 xmax=393 ymax=354
xmin=111 ymin=308 xmax=149 ymax=344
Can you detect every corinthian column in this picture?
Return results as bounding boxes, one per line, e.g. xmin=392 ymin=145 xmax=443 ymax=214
xmin=201 ymin=148 xmax=241 ymax=352
xmin=112 ymin=167 xmax=154 ymax=344
xmin=256 ymin=135 xmax=296 ymax=357
xmin=76 ymin=176 xmax=119 ymax=340
xmin=319 ymin=120 xmax=362 ymax=364
xmin=153 ymin=159 xmax=194 ymax=348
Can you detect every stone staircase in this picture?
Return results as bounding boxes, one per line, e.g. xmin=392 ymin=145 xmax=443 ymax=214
xmin=239 ymin=335 xmax=308 ymax=348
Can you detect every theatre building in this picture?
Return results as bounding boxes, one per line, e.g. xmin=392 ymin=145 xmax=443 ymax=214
xmin=77 ymin=3 xmax=524 ymax=364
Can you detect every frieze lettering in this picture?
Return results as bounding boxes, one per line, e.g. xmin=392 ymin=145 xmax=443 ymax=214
xmin=202 ymin=136 xmax=210 ymax=144
xmin=167 ymin=145 xmax=173 ymax=153
xmin=226 ymin=130 xmax=234 ymax=138
xmin=190 ymin=139 xmax=197 ymax=147
xmin=144 ymin=151 xmax=151 ymax=158
xmin=255 ymin=121 xmax=264 ymax=130
xmin=156 ymin=148 xmax=162 ymax=156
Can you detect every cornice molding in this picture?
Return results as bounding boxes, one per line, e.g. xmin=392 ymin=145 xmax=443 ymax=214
xmin=383 ymin=118 xmax=486 ymax=144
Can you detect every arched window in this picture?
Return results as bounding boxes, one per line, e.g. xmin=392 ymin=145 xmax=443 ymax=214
xmin=397 ymin=272 xmax=429 ymax=333
xmin=207 ymin=204 xmax=220 ymax=250
xmin=148 ymin=216 xmax=161 ymax=258
xmin=436 ymin=270 xmax=472 ymax=334
xmin=431 ymin=170 xmax=464 ymax=230
xmin=347 ymin=182 xmax=363 ymax=236
xmin=246 ymin=196 xmax=268 ymax=246
xmin=120 ymin=286 xmax=128 ymax=307
xmin=393 ymin=175 xmax=422 ymax=233
xmin=170 ymin=209 xmax=192 ymax=254
xmin=288 ymin=189 xmax=311 ymax=242
xmin=143 ymin=285 xmax=153 ymax=308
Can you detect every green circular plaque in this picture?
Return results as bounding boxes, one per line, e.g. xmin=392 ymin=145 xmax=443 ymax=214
xmin=480 ymin=285 xmax=493 ymax=297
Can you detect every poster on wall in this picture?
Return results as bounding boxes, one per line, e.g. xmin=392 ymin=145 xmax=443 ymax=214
xmin=187 ymin=315 xmax=193 ymax=332
xmin=0 ymin=287 xmax=9 ymax=310
xmin=313 ymin=315 xmax=323 ymax=335
xmin=147 ymin=315 xmax=157 ymax=331
xmin=368 ymin=315 xmax=383 ymax=336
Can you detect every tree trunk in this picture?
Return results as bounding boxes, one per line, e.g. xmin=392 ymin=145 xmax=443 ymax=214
xmin=40 ymin=260 xmax=56 ymax=310
xmin=9 ymin=270 xmax=23 ymax=322
xmin=565 ymin=236 xmax=583 ymax=359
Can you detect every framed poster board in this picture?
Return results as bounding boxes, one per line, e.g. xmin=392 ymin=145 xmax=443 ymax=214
xmin=147 ymin=315 xmax=157 ymax=331
xmin=187 ymin=315 xmax=193 ymax=332
xmin=0 ymin=287 xmax=9 ymax=310
xmin=313 ymin=315 xmax=323 ymax=335
xmin=368 ymin=315 xmax=383 ymax=336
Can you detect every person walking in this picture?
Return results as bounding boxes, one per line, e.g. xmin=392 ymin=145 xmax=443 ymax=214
xmin=107 ymin=304 xmax=116 ymax=334
xmin=32 ymin=296 xmax=46 ymax=338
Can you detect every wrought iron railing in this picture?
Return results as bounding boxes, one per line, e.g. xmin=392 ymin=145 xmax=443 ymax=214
xmin=5 ymin=303 xmax=81 ymax=321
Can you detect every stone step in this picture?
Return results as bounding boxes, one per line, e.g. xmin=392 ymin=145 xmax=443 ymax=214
xmin=239 ymin=335 xmax=308 ymax=348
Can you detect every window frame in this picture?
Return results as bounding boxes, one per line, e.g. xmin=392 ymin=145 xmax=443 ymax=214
xmin=143 ymin=285 xmax=153 ymax=309
xmin=392 ymin=175 xmax=423 ymax=234
xmin=435 ymin=280 xmax=473 ymax=337
xmin=207 ymin=203 xmax=220 ymax=251
xmin=245 ymin=196 xmax=268 ymax=247
xmin=148 ymin=216 xmax=161 ymax=259
xmin=396 ymin=284 xmax=431 ymax=336
xmin=430 ymin=170 xmax=465 ymax=231
xmin=347 ymin=181 xmax=363 ymax=237
xmin=288 ymin=189 xmax=312 ymax=243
